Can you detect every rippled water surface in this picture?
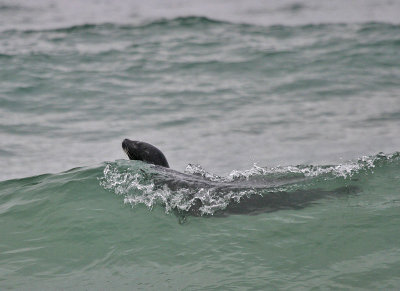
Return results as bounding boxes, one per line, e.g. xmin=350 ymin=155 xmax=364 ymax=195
xmin=1 ymin=0 xmax=400 ymax=289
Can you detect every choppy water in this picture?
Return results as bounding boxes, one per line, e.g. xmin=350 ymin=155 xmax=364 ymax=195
xmin=1 ymin=0 xmax=400 ymax=289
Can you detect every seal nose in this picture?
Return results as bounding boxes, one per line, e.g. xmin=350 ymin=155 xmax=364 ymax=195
xmin=122 ymin=139 xmax=129 ymax=149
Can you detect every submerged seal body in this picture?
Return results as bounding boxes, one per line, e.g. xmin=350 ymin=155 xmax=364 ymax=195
xmin=122 ymin=139 xmax=169 ymax=168
xmin=121 ymin=139 xmax=359 ymax=216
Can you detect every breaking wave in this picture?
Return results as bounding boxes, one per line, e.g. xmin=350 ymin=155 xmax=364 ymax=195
xmin=99 ymin=152 xmax=399 ymax=216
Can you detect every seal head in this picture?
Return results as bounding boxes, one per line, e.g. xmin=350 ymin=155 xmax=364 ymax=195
xmin=122 ymin=139 xmax=170 ymax=168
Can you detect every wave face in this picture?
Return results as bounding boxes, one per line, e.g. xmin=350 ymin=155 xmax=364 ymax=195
xmin=1 ymin=153 xmax=399 ymax=289
xmin=100 ymin=152 xmax=399 ymax=216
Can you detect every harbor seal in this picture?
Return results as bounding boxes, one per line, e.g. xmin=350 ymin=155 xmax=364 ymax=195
xmin=122 ymin=139 xmax=170 ymax=168
xmin=121 ymin=139 xmax=359 ymax=216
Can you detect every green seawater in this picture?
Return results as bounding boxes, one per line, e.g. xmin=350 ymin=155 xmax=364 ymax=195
xmin=1 ymin=153 xmax=400 ymax=289
xmin=1 ymin=0 xmax=400 ymax=289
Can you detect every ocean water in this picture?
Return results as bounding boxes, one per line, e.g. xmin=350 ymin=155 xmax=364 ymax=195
xmin=1 ymin=0 xmax=400 ymax=289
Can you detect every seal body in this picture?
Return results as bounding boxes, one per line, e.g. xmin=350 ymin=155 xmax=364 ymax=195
xmin=121 ymin=139 xmax=360 ymax=216
xmin=122 ymin=139 xmax=170 ymax=168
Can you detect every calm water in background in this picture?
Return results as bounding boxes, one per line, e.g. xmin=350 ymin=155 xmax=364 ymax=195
xmin=1 ymin=0 xmax=400 ymax=289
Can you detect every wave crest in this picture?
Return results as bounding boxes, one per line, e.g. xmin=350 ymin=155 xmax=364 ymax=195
xmin=99 ymin=153 xmax=398 ymax=216
xmin=5 ymin=17 xmax=399 ymax=35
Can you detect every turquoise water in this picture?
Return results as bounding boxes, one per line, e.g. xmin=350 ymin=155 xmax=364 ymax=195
xmin=1 ymin=0 xmax=400 ymax=289
xmin=1 ymin=154 xmax=400 ymax=289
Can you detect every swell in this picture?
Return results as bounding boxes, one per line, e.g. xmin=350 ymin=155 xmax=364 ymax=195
xmin=100 ymin=152 xmax=400 ymax=216
xmin=0 ymin=152 xmax=399 ymax=218
xmin=2 ymin=17 xmax=398 ymax=80
xmin=1 ymin=16 xmax=227 ymax=34
xmin=1 ymin=155 xmax=399 ymax=288
xmin=2 ymin=16 xmax=399 ymax=35
xmin=1 ymin=18 xmax=398 ymax=68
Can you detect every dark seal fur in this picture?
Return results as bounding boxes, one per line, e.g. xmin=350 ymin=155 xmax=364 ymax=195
xmin=122 ymin=139 xmax=169 ymax=168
